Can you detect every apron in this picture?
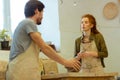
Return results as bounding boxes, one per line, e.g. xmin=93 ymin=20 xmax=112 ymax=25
xmin=80 ymin=40 xmax=104 ymax=75
xmin=6 ymin=41 xmax=43 ymax=80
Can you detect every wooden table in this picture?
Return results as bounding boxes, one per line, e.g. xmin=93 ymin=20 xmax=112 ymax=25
xmin=41 ymin=72 xmax=118 ymax=80
xmin=0 ymin=72 xmax=118 ymax=80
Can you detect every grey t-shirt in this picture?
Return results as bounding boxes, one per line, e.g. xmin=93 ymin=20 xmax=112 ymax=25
xmin=9 ymin=18 xmax=38 ymax=61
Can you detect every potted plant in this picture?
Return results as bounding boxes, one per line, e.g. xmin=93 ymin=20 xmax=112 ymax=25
xmin=0 ymin=29 xmax=10 ymax=50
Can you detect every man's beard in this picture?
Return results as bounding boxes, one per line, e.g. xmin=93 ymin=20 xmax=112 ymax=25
xmin=37 ymin=18 xmax=42 ymax=25
xmin=37 ymin=21 xmax=41 ymax=25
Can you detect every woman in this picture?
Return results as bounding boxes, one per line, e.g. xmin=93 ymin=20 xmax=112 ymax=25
xmin=68 ymin=14 xmax=108 ymax=74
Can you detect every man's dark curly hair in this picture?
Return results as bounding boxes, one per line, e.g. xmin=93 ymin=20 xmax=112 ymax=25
xmin=24 ymin=0 xmax=45 ymax=18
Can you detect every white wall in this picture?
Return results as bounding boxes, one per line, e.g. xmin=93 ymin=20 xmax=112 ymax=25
xmin=58 ymin=0 xmax=120 ymax=75
xmin=38 ymin=0 xmax=60 ymax=51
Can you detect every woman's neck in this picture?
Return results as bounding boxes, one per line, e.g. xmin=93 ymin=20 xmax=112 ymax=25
xmin=82 ymin=30 xmax=91 ymax=43
xmin=83 ymin=30 xmax=91 ymax=38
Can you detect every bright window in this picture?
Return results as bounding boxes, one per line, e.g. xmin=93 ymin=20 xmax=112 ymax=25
xmin=0 ymin=0 xmax=3 ymax=30
xmin=10 ymin=0 xmax=60 ymax=51
xmin=10 ymin=0 xmax=29 ymax=33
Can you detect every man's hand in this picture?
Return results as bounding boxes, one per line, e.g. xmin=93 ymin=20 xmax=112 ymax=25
xmin=64 ymin=58 xmax=81 ymax=71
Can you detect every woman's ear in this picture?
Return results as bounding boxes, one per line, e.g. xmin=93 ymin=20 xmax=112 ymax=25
xmin=90 ymin=24 xmax=94 ymax=28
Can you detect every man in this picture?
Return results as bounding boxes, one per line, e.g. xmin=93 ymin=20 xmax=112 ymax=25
xmin=6 ymin=0 xmax=80 ymax=80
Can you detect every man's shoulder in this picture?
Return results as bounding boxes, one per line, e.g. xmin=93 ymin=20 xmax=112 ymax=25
xmin=19 ymin=18 xmax=33 ymax=25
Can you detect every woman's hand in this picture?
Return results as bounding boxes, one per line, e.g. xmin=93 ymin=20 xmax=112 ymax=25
xmin=77 ymin=51 xmax=98 ymax=58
